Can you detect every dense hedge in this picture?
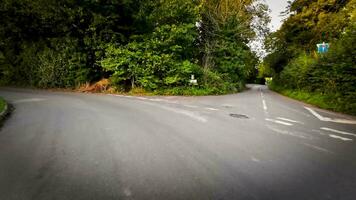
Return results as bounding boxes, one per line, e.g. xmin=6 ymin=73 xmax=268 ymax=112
xmin=264 ymin=0 xmax=356 ymax=114
xmin=0 ymin=0 xmax=268 ymax=95
xmin=270 ymin=23 xmax=356 ymax=114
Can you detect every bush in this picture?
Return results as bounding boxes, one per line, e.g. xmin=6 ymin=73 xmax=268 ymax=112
xmin=272 ymin=23 xmax=356 ymax=115
xmin=37 ymin=40 xmax=89 ymax=88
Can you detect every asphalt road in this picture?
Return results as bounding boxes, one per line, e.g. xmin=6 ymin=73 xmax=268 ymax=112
xmin=0 ymin=85 xmax=355 ymax=200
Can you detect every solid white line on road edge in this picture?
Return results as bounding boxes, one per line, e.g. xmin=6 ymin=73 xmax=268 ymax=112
xmin=324 ymin=118 xmax=356 ymax=124
xmin=329 ymin=134 xmax=353 ymax=141
xmin=304 ymin=107 xmax=356 ymax=124
xmin=13 ymin=98 xmax=46 ymax=104
xmin=266 ymin=118 xmax=293 ymax=126
xmin=321 ymin=127 xmax=356 ymax=137
xmin=136 ymin=97 xmax=148 ymax=100
xmin=277 ymin=117 xmax=304 ymax=124
xmin=302 ymin=143 xmax=334 ymax=154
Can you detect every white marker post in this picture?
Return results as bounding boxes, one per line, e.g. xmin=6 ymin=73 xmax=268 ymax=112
xmin=189 ymin=75 xmax=198 ymax=86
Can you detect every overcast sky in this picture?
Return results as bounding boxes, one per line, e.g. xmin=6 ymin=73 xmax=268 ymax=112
xmin=264 ymin=0 xmax=290 ymax=31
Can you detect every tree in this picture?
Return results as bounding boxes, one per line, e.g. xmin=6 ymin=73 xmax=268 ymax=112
xmin=264 ymin=0 xmax=356 ymax=114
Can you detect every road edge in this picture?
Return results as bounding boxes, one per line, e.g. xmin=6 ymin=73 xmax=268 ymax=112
xmin=267 ymin=87 xmax=356 ymax=120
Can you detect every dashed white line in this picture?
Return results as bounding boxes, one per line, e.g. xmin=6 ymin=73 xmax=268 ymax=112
xmin=260 ymin=91 xmax=268 ymax=114
xmin=205 ymin=107 xmax=219 ymax=111
xmin=329 ymin=134 xmax=353 ymax=141
xmin=302 ymin=143 xmax=334 ymax=154
xmin=267 ymin=125 xmax=310 ymax=139
xmin=277 ymin=117 xmax=303 ymax=124
xmin=183 ymin=105 xmax=198 ymax=108
xmin=162 ymin=107 xmax=207 ymax=123
xmin=321 ymin=127 xmax=356 ymax=137
xmin=266 ymin=118 xmax=293 ymax=126
xmin=262 ymin=100 xmax=267 ymax=111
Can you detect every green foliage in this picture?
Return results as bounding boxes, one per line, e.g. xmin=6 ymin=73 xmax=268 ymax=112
xmin=266 ymin=0 xmax=356 ymax=114
xmin=279 ymin=53 xmax=317 ymax=90
xmin=270 ymin=84 xmax=356 ymax=116
xmin=0 ymin=0 xmax=136 ymax=88
xmin=0 ymin=0 xmax=266 ymax=95
xmin=37 ymin=39 xmax=89 ymax=88
xmin=102 ymin=20 xmax=201 ymax=91
xmin=198 ymin=0 xmax=266 ymax=89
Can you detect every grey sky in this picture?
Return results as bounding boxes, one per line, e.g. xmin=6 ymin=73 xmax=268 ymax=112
xmin=264 ymin=0 xmax=290 ymax=31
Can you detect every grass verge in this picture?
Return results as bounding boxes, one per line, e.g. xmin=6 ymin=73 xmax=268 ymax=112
xmin=269 ymin=84 xmax=356 ymax=116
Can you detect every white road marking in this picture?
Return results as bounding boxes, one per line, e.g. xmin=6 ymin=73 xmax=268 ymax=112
xmin=266 ymin=118 xmax=293 ymax=126
xmin=329 ymin=134 xmax=353 ymax=141
xmin=304 ymin=107 xmax=328 ymax=121
xmin=162 ymin=106 xmax=207 ymax=123
xmin=136 ymin=97 xmax=148 ymax=100
xmin=13 ymin=98 xmax=46 ymax=104
xmin=260 ymin=91 xmax=269 ymax=115
xmin=267 ymin=125 xmax=311 ymax=139
xmin=304 ymin=107 xmax=356 ymax=124
xmin=205 ymin=107 xmax=219 ymax=111
xmin=320 ymin=127 xmax=356 ymax=137
xmin=324 ymin=118 xmax=356 ymax=124
xmin=302 ymin=143 xmax=334 ymax=154
xmin=148 ymin=98 xmax=165 ymax=102
xmin=262 ymin=99 xmax=267 ymax=111
xmin=251 ymin=157 xmax=260 ymax=162
xmin=184 ymin=105 xmax=198 ymax=108
xmin=277 ymin=117 xmax=304 ymax=124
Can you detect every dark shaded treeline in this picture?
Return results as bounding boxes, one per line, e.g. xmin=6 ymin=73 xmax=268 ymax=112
xmin=0 ymin=0 xmax=269 ymax=95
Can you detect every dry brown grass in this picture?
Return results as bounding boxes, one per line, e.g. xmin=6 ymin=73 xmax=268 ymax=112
xmin=78 ymin=79 xmax=112 ymax=93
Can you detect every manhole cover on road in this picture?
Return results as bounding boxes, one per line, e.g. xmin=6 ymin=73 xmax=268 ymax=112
xmin=229 ymin=113 xmax=249 ymax=119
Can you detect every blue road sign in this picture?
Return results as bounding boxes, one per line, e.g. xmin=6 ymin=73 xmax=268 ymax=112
xmin=317 ymin=42 xmax=329 ymax=53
